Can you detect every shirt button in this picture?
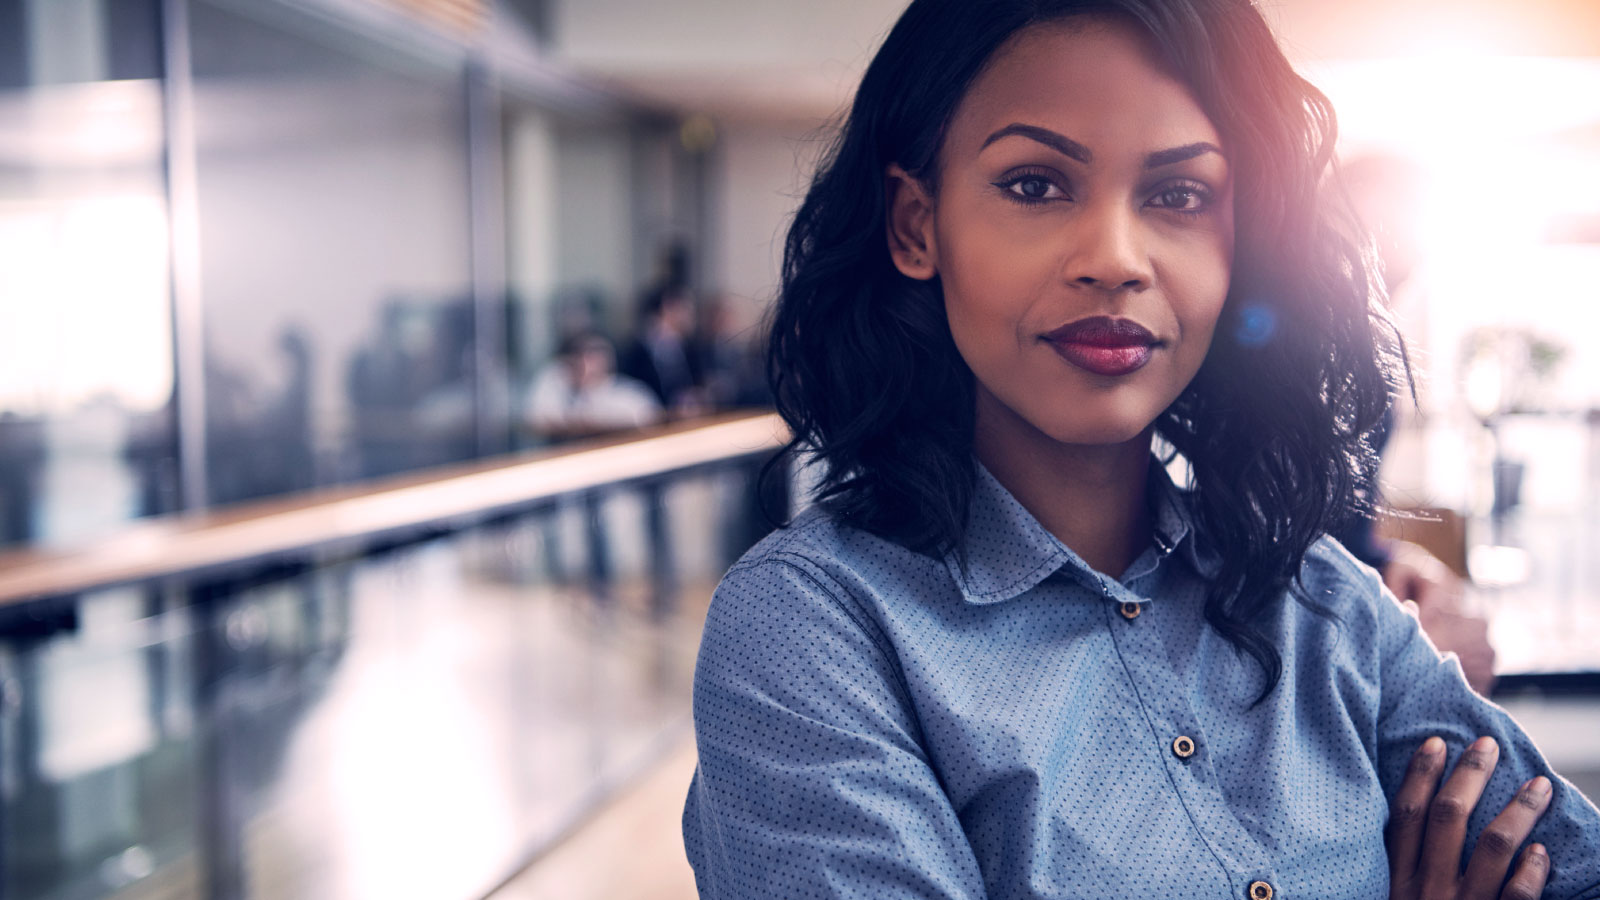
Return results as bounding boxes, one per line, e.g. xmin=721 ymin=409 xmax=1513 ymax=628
xmin=1172 ymin=735 xmax=1196 ymax=759
xmin=1248 ymin=881 xmax=1274 ymax=900
xmin=1119 ymin=601 xmax=1141 ymax=620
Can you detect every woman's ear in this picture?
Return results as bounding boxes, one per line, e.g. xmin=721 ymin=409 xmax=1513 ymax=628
xmin=885 ymin=164 xmax=938 ymax=280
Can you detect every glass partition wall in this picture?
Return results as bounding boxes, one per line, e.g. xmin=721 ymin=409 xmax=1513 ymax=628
xmin=0 ymin=0 xmax=178 ymax=550
xmin=0 ymin=1 xmax=740 ymax=897
xmin=187 ymin=0 xmax=479 ymax=502
xmin=0 ymin=0 xmax=706 ymax=548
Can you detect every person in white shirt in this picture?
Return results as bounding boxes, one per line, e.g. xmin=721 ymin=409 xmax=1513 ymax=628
xmin=526 ymin=332 xmax=661 ymax=441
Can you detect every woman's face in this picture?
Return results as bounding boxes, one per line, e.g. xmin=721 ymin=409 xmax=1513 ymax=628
xmin=888 ymin=16 xmax=1234 ymax=452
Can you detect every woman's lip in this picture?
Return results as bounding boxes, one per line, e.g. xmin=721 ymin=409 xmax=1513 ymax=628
xmin=1041 ymin=316 xmax=1158 ymax=376
xmin=1041 ymin=315 xmax=1157 ymax=346
xmin=1047 ymin=341 xmax=1153 ymax=376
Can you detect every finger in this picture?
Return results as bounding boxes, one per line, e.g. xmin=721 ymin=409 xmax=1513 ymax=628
xmin=1497 ymin=843 xmax=1549 ymax=900
xmin=1461 ymin=776 xmax=1553 ymax=900
xmin=1420 ymin=736 xmax=1500 ymax=890
xmin=1387 ymin=736 xmax=1448 ymax=888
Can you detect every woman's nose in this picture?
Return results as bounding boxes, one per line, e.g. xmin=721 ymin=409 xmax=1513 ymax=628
xmin=1061 ymin=202 xmax=1152 ymax=292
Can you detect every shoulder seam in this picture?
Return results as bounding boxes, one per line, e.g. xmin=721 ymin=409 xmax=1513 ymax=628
xmin=763 ymin=552 xmax=896 ymax=658
xmin=732 ymin=551 xmax=924 ymax=738
xmin=723 ymin=510 xmax=834 ymax=571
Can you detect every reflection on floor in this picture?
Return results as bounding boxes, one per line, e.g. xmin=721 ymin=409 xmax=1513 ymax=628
xmin=491 ymin=735 xmax=699 ymax=900
xmin=238 ymin=550 xmax=717 ymax=900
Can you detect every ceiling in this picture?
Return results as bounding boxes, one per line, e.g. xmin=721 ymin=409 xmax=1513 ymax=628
xmin=546 ymin=0 xmax=1600 ymax=123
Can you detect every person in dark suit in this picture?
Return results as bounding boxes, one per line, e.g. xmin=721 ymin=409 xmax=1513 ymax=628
xmin=619 ymin=286 xmax=704 ymax=416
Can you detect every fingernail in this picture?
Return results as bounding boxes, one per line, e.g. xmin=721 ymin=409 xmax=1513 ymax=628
xmin=1529 ymin=776 xmax=1552 ymax=797
xmin=1472 ymin=735 xmax=1497 ymax=753
xmin=1422 ymin=736 xmax=1445 ymax=756
xmin=1532 ymin=843 xmax=1547 ymax=860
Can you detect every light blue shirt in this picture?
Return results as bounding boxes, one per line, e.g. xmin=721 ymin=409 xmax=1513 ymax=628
xmin=683 ymin=462 xmax=1600 ymax=898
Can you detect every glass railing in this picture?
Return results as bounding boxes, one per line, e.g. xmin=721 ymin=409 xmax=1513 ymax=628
xmin=0 ymin=412 xmax=789 ymax=900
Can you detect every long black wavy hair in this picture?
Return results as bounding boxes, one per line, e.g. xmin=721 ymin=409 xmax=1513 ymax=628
xmin=768 ymin=0 xmax=1407 ymax=700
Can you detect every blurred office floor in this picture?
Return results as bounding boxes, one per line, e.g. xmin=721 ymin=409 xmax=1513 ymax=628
xmin=491 ymin=736 xmax=698 ymax=900
xmin=3 ymin=466 xmax=753 ymax=900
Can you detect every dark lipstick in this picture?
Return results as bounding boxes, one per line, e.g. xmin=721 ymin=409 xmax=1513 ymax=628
xmin=1041 ymin=316 xmax=1158 ymax=377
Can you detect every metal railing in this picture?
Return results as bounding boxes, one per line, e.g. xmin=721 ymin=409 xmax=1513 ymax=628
xmin=0 ymin=412 xmax=787 ymax=607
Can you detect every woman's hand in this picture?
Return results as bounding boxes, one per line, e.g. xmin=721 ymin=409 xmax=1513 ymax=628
xmin=1387 ymin=735 xmax=1553 ymax=899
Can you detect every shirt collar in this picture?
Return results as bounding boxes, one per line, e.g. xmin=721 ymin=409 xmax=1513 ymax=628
xmin=943 ymin=457 xmax=1217 ymax=605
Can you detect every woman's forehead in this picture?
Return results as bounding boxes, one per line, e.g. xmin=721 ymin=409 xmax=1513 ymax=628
xmin=945 ymin=17 xmax=1224 ymax=161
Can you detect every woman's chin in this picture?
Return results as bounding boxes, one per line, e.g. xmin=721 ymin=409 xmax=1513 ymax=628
xmin=1040 ymin=422 xmax=1155 ymax=450
xmin=1003 ymin=410 xmax=1158 ymax=453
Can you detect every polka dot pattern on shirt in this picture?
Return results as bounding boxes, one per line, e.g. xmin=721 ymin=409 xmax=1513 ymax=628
xmin=683 ymin=462 xmax=1600 ymax=899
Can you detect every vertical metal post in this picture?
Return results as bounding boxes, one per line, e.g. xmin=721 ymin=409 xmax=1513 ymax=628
xmin=193 ymin=583 xmax=244 ymax=900
xmin=466 ymin=57 xmax=510 ymax=458
xmin=161 ymin=0 xmax=209 ymax=512
xmin=160 ymin=5 xmax=228 ymax=894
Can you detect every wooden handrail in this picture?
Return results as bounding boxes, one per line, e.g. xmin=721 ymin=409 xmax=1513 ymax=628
xmin=0 ymin=412 xmax=789 ymax=607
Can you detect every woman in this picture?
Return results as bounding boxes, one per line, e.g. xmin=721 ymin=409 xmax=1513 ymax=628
xmin=682 ymin=1 xmax=1600 ymax=897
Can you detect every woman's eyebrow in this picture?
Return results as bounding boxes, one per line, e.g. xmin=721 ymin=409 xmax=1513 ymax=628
xmin=979 ymin=123 xmax=1091 ymax=163
xmin=1144 ymin=142 xmax=1224 ymax=169
xmin=979 ymin=125 xmax=1224 ymax=171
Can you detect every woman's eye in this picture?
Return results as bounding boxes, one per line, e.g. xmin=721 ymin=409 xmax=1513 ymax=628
xmin=998 ymin=175 xmax=1064 ymax=202
xmin=1148 ymin=184 xmax=1210 ymax=211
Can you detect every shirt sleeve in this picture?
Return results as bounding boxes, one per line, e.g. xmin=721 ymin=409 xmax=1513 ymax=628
xmin=1372 ymin=572 xmax=1600 ymax=898
xmin=683 ymin=553 xmax=988 ymax=900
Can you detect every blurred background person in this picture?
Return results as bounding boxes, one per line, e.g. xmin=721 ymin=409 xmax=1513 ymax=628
xmin=692 ymin=293 xmax=771 ymax=411
xmin=526 ymin=331 xmax=661 ymax=441
xmin=619 ymin=286 xmax=705 ymax=418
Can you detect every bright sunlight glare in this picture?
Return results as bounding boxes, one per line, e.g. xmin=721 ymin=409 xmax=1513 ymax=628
xmin=0 ymin=193 xmax=174 ymax=416
xmin=1314 ymin=52 xmax=1600 ymax=408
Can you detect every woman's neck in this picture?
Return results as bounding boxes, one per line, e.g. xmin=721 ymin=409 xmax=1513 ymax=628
xmin=973 ymin=399 xmax=1153 ymax=579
